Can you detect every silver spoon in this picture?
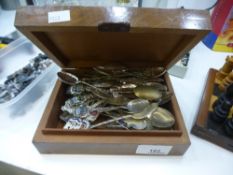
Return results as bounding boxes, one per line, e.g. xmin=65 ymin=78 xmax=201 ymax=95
xmin=90 ymin=103 xmax=158 ymax=129
xmin=150 ymin=107 xmax=175 ymax=129
xmin=57 ymin=72 xmax=131 ymax=103
xmin=81 ymin=99 xmax=149 ymax=123
xmin=94 ymin=99 xmax=149 ymax=113
xmin=57 ymin=71 xmax=108 ymax=95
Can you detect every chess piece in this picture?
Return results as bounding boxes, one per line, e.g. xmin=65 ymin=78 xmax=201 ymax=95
xmin=212 ymin=83 xmax=233 ymax=122
xmin=224 ymin=117 xmax=233 ymax=137
xmin=216 ymin=56 xmax=233 ymax=82
xmin=219 ymin=71 xmax=233 ymax=91
xmin=213 ymin=83 xmax=233 ymax=107
xmin=212 ymin=100 xmax=232 ymax=122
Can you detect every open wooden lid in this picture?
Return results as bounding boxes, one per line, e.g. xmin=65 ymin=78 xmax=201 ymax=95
xmin=15 ymin=6 xmax=211 ymax=69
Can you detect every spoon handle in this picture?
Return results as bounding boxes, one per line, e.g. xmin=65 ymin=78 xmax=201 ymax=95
xmin=93 ymin=106 xmax=125 ymax=113
xmin=90 ymin=115 xmax=132 ymax=129
xmin=81 ymin=81 xmax=104 ymax=92
xmin=81 ymin=81 xmax=110 ymax=97
xmin=104 ymin=113 xmax=129 ymax=130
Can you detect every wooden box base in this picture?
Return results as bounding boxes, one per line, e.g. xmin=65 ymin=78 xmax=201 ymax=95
xmin=33 ymin=71 xmax=190 ymax=155
xmin=191 ymin=69 xmax=233 ymax=152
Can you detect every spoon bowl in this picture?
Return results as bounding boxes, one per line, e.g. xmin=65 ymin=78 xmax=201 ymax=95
xmin=57 ymin=71 xmax=78 ymax=85
xmin=150 ymin=107 xmax=175 ymax=129
xmin=134 ymin=85 xmax=162 ymax=101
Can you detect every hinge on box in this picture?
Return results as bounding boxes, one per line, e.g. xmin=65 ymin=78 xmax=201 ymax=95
xmin=98 ymin=22 xmax=130 ymax=32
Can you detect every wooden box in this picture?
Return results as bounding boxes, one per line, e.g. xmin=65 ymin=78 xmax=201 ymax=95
xmin=15 ymin=6 xmax=211 ymax=155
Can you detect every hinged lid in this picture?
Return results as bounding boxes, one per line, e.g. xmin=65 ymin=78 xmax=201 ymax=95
xmin=15 ymin=6 xmax=211 ymax=69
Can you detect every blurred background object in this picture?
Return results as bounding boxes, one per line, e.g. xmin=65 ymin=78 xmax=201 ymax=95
xmin=32 ymin=0 xmax=139 ymax=7
xmin=0 ymin=0 xmax=220 ymax=9
xmin=168 ymin=53 xmax=190 ymax=78
xmin=31 ymin=0 xmax=218 ymax=9
xmin=203 ymin=0 xmax=233 ymax=53
xmin=0 ymin=0 xmax=20 ymax=10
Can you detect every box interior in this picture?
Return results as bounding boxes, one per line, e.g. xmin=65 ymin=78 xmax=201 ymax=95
xmin=41 ymin=68 xmax=182 ymax=136
xmin=31 ymin=31 xmax=195 ymax=69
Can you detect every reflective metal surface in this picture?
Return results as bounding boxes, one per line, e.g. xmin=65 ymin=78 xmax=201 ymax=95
xmin=59 ymin=66 xmax=175 ymax=130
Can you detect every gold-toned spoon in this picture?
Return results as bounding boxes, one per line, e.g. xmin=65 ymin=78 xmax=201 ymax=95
xmin=133 ymin=85 xmax=162 ymax=101
xmin=150 ymin=107 xmax=175 ymax=129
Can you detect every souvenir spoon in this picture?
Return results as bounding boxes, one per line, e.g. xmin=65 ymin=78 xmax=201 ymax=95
xmin=76 ymin=99 xmax=149 ymax=121
xmin=64 ymin=77 xmax=130 ymax=104
xmin=133 ymin=85 xmax=162 ymax=101
xmin=64 ymin=118 xmax=90 ymax=130
xmin=141 ymin=82 xmax=167 ymax=91
xmin=123 ymin=118 xmax=148 ymax=130
xmin=143 ymin=67 xmax=167 ymax=78
xmin=94 ymin=99 xmax=149 ymax=113
xmin=57 ymin=71 xmax=108 ymax=95
xmin=90 ymin=103 xmax=158 ymax=129
xmin=150 ymin=107 xmax=175 ymax=129
xmin=159 ymin=91 xmax=173 ymax=105
xmin=89 ymin=88 xmax=129 ymax=105
xmin=104 ymin=124 xmax=129 ymax=129
xmin=106 ymin=95 xmax=129 ymax=105
xmin=102 ymin=111 xmax=130 ymax=130
xmin=93 ymin=65 xmax=127 ymax=76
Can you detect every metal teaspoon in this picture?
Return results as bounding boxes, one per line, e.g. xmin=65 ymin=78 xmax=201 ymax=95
xmin=93 ymin=98 xmax=150 ymax=113
xmin=90 ymin=103 xmax=158 ymax=129
xmin=57 ymin=71 xmax=109 ymax=95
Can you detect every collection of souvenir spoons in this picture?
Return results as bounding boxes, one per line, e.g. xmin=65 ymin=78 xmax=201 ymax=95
xmin=58 ymin=66 xmax=175 ymax=130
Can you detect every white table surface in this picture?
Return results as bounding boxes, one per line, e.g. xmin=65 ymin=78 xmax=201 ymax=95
xmin=0 ymin=8 xmax=233 ymax=175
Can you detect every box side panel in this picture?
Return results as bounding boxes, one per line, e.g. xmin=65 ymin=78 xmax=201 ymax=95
xmin=33 ymin=141 xmax=190 ymax=155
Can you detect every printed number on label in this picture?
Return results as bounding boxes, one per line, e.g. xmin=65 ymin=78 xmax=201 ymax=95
xmin=136 ymin=145 xmax=172 ymax=155
xmin=48 ymin=10 xmax=70 ymax=23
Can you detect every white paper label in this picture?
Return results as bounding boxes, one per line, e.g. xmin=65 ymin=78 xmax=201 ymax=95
xmin=48 ymin=10 xmax=70 ymax=23
xmin=136 ymin=145 xmax=172 ymax=155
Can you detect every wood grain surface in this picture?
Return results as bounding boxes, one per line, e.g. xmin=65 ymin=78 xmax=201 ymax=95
xmin=15 ymin=6 xmax=211 ymax=69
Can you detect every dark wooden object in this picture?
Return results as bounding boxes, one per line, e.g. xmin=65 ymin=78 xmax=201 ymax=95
xmin=192 ymin=69 xmax=233 ymax=152
xmin=15 ymin=6 xmax=211 ymax=155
